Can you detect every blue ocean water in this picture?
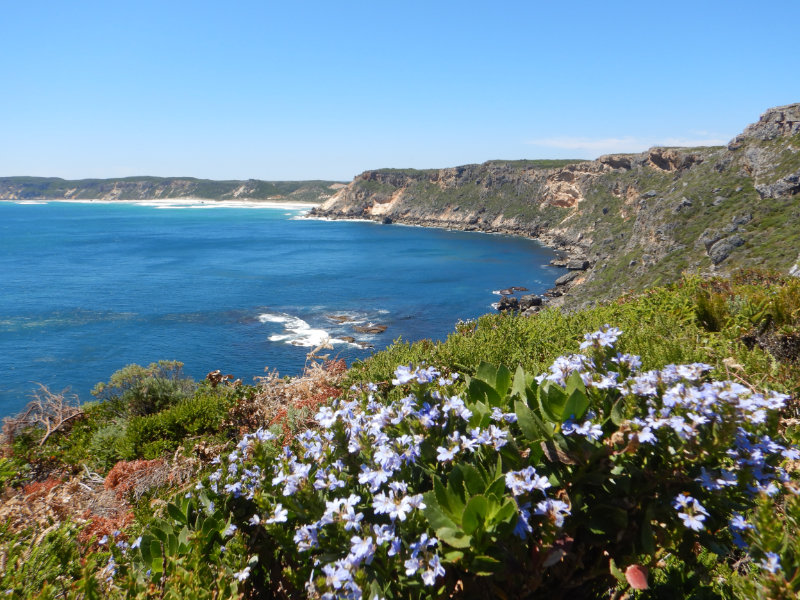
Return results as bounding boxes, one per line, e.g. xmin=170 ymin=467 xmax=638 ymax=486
xmin=0 ymin=201 xmax=565 ymax=417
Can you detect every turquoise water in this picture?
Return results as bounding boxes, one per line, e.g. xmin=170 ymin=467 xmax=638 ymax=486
xmin=0 ymin=201 xmax=565 ymax=417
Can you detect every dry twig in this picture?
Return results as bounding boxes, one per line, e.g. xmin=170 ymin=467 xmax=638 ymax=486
xmin=1 ymin=383 xmax=83 ymax=445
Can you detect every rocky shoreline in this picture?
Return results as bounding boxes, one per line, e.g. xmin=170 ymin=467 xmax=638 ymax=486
xmin=309 ymin=104 xmax=800 ymax=310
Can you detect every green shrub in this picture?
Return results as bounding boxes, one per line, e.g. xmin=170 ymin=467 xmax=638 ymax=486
xmin=0 ymin=521 xmax=84 ymax=597
xmin=120 ymin=389 xmax=232 ymax=460
xmin=86 ymin=421 xmax=129 ymax=472
xmin=92 ymin=360 xmax=196 ymax=417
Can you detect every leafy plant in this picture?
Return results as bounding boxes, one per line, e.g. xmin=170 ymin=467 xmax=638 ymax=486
xmin=189 ymin=326 xmax=797 ymax=599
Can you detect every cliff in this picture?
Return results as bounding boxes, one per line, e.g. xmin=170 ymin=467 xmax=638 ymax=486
xmin=311 ymin=104 xmax=800 ymax=308
xmin=0 ymin=176 xmax=346 ymax=203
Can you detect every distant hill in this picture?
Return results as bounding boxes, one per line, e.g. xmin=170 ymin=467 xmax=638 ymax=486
xmin=312 ymin=104 xmax=800 ymax=308
xmin=0 ymin=176 xmax=347 ymax=203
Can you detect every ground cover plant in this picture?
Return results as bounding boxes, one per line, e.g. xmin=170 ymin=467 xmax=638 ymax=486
xmin=0 ymin=271 xmax=798 ymax=598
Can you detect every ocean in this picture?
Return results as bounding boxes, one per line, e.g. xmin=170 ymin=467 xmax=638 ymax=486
xmin=0 ymin=200 xmax=566 ymax=417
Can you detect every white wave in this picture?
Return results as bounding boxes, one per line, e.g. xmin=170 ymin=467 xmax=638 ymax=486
xmin=259 ymin=311 xmax=355 ymax=348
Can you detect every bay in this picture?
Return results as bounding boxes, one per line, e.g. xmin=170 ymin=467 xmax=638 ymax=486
xmin=0 ymin=201 xmax=565 ymax=417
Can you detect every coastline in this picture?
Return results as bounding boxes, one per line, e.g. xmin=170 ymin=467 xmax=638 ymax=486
xmin=0 ymin=197 xmax=321 ymax=210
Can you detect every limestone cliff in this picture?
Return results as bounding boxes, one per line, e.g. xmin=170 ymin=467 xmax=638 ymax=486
xmin=311 ymin=104 xmax=800 ymax=308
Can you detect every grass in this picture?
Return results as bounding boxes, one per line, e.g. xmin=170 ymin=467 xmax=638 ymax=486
xmin=346 ymin=270 xmax=800 ymax=402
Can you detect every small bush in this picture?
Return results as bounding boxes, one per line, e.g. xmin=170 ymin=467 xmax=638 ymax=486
xmin=120 ymin=389 xmax=231 ymax=460
xmin=92 ymin=360 xmax=196 ymax=417
xmin=87 ymin=421 xmax=129 ymax=472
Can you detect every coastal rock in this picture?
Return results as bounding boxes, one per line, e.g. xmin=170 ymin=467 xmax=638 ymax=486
xmin=555 ymin=271 xmax=581 ymax=286
xmin=701 ymin=229 xmax=724 ymax=251
xmin=519 ymin=294 xmax=542 ymax=309
xmin=497 ymin=296 xmax=520 ymax=311
xmin=352 ymin=324 xmax=388 ymax=334
xmin=790 ymin=255 xmax=800 ymax=277
xmin=708 ymin=236 xmax=744 ymax=265
xmin=732 ymin=103 xmax=800 ymax=145
xmin=755 ymin=169 xmax=800 ymax=199
xmin=497 ymin=286 xmax=528 ymax=295
xmin=327 ymin=315 xmax=353 ymax=323
xmin=566 ymin=259 xmax=590 ymax=270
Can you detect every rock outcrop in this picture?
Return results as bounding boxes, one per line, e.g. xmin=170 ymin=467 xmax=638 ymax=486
xmin=312 ymin=104 xmax=800 ymax=308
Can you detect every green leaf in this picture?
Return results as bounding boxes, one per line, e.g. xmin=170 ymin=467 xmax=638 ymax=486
xmin=609 ymin=558 xmax=626 ymax=584
xmin=436 ymin=527 xmax=472 ymax=549
xmin=515 ymin=399 xmax=552 ymax=441
xmin=138 ymin=534 xmax=154 ymax=566
xmin=458 ymin=464 xmax=487 ymax=496
xmin=151 ymin=526 xmax=168 ymax=544
xmin=177 ymin=526 xmax=190 ymax=553
xmin=471 ymin=554 xmax=503 ymax=576
xmin=476 ymin=362 xmax=499 ymax=389
xmin=493 ymin=499 xmax=517 ymax=526
xmin=462 ymin=495 xmax=489 ymax=535
xmin=561 ymin=388 xmax=590 ymax=421
xmin=485 ymin=475 xmax=506 ymax=501
xmin=166 ymin=533 xmax=178 ymax=557
xmin=446 ymin=471 xmax=467 ymax=513
xmin=610 ymin=398 xmax=626 ymax=426
xmin=538 ymin=382 xmax=566 ymax=422
xmin=444 ymin=550 xmax=465 ymax=563
xmin=494 ymin=365 xmax=512 ymax=398
xmin=167 ymin=502 xmax=187 ymax=525
xmin=565 ymin=370 xmax=586 ymax=395
xmin=201 ymin=516 xmax=219 ymax=539
xmin=422 ymin=492 xmax=459 ymax=531
xmin=149 ymin=540 xmax=163 ymax=564
xmin=467 ymin=378 xmax=502 ymax=407
xmin=511 ymin=365 xmax=528 ymax=400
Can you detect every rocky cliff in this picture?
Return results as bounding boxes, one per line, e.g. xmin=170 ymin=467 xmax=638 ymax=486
xmin=311 ymin=104 xmax=800 ymax=308
xmin=0 ymin=177 xmax=345 ymax=203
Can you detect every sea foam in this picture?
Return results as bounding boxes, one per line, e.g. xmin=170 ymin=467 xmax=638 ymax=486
xmin=259 ymin=312 xmax=348 ymax=347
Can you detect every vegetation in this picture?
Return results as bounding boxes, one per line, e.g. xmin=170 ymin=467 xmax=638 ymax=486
xmin=1 ymin=270 xmax=799 ymax=598
xmin=0 ymin=177 xmax=344 ymax=203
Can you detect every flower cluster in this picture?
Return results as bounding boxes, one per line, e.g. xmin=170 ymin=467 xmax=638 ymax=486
xmin=197 ymin=327 xmax=797 ymax=596
xmin=200 ymin=362 xmax=572 ymax=598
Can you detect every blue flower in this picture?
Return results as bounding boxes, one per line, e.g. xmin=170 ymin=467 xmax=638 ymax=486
xmin=534 ymin=499 xmax=571 ymax=528
xmin=422 ymin=554 xmax=446 ymax=586
xmin=392 ymin=364 xmax=416 ymax=385
xmin=759 ymin=552 xmax=781 ymax=573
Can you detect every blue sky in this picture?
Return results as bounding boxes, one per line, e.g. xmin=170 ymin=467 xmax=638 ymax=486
xmin=1 ymin=1 xmax=798 ymax=181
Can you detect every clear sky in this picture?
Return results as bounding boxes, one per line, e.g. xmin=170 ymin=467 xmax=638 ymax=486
xmin=1 ymin=1 xmax=798 ymax=181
